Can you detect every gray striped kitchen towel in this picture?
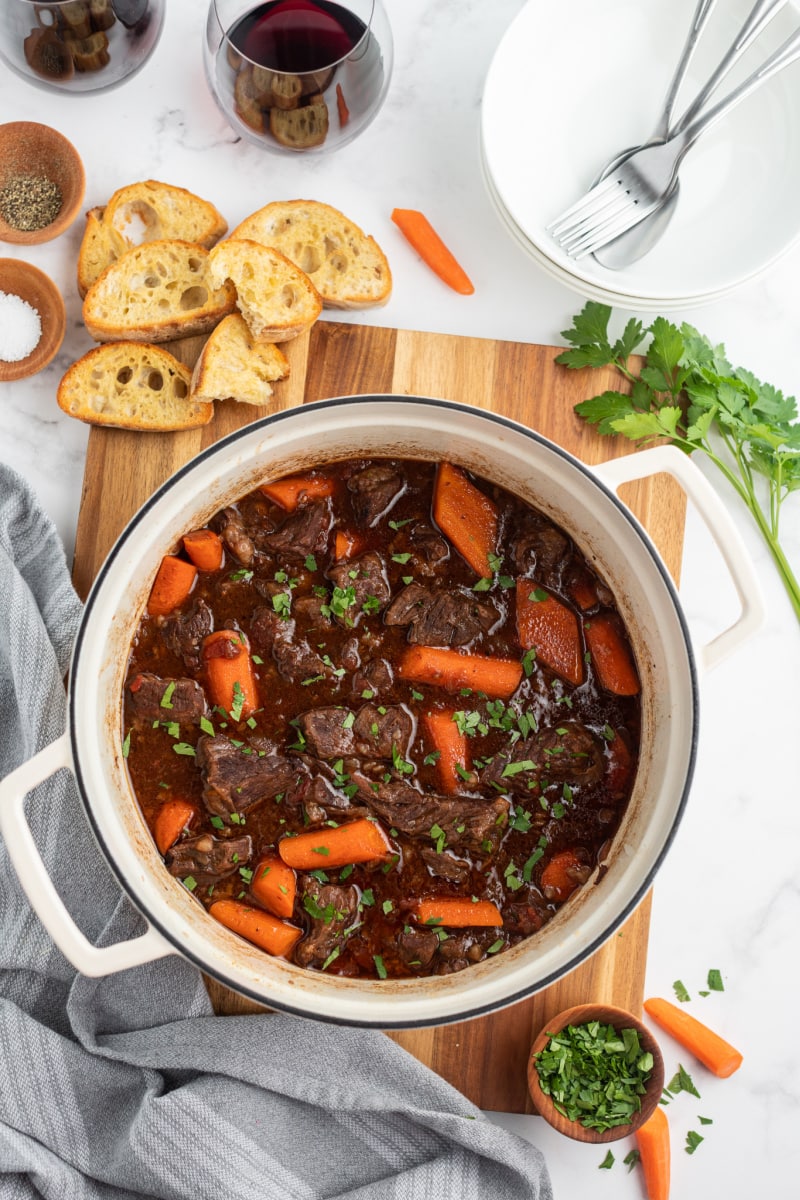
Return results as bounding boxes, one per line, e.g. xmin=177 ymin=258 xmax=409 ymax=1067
xmin=0 ymin=463 xmax=552 ymax=1200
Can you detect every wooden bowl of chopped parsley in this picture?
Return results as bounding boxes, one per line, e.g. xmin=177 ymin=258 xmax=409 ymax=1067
xmin=528 ymin=1003 xmax=664 ymax=1143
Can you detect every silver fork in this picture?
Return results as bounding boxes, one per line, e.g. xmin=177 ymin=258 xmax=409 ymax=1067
xmin=548 ymin=22 xmax=800 ymax=260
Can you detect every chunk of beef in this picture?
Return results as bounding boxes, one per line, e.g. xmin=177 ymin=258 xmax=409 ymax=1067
xmin=481 ymin=721 xmax=604 ymax=795
xmin=295 ymin=878 xmax=359 ymax=968
xmin=503 ymin=899 xmax=546 ymax=936
xmin=128 ymin=673 xmax=208 ymax=725
xmin=160 ymin=599 xmax=213 ymax=671
xmin=352 ymin=703 xmax=413 ymax=760
xmin=289 ymin=754 xmax=366 ymax=812
xmin=292 ymin=595 xmax=332 ymax=628
xmin=347 ymin=464 xmax=405 ymax=526
xmin=533 ymin=722 xmax=604 ymax=785
xmin=410 ymin=523 xmax=449 ymax=569
xmin=352 ymin=657 xmax=393 ymax=697
xmin=434 ymin=929 xmax=499 ymax=972
xmin=297 ymin=707 xmax=355 ymax=759
xmin=510 ymin=514 xmax=571 ymax=586
xmin=420 ymin=846 xmax=471 ymax=885
xmin=340 ymin=637 xmax=361 ymax=672
xmin=327 ymin=551 xmax=391 ymax=623
xmin=213 ymin=507 xmax=255 ymax=566
xmin=352 ymin=774 xmax=510 ymax=854
xmin=263 ymin=500 xmax=332 ymax=562
xmin=166 ymin=834 xmax=252 ymax=880
xmin=197 ymin=735 xmax=299 ymax=822
xmin=385 ymin=582 xmax=497 ymax=647
xmin=272 ymin=637 xmax=327 ymax=685
xmin=397 ymin=928 xmax=439 ymax=970
xmin=250 ymin=605 xmax=293 ymax=655
xmin=284 ymin=770 xmax=339 ymax=823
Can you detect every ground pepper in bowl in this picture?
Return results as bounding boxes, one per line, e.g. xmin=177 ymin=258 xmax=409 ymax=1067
xmin=0 ymin=175 xmax=62 ymax=232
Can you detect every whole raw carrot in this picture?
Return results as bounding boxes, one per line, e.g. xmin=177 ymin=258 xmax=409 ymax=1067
xmin=250 ymin=855 xmax=297 ymax=919
xmin=278 ymin=818 xmax=392 ymax=870
xmin=153 ymin=798 xmax=197 ymax=855
xmin=416 ymin=897 xmax=503 ymax=928
xmin=398 ymin=645 xmax=522 ymax=700
xmin=516 ymin=585 xmax=584 ymax=686
xmin=201 ymin=629 xmax=259 ymax=718
xmin=635 ymin=1105 xmax=670 ymax=1200
xmin=147 ymin=555 xmax=197 ymax=616
xmin=421 ymin=709 xmax=469 ymax=794
xmin=585 ymin=612 xmax=640 ymax=695
xmin=260 ymin=473 xmax=335 ymax=511
xmin=391 ymin=208 xmax=475 ymax=295
xmin=433 ymin=462 xmax=498 ymax=577
xmin=644 ymin=997 xmax=743 ymax=1078
xmin=182 ymin=528 xmax=224 ymax=572
xmin=210 ymin=899 xmax=302 ymax=958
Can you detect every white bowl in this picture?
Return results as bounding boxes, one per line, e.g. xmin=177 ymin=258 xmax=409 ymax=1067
xmin=481 ymin=0 xmax=800 ymax=307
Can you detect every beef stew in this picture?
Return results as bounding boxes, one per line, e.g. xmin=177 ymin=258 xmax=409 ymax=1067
xmin=122 ymin=458 xmax=640 ymax=980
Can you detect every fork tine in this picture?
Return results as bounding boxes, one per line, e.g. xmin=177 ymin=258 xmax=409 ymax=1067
xmin=566 ymin=201 xmax=653 ymax=259
xmin=545 ymin=176 xmax=619 ymax=234
xmin=555 ymin=191 xmax=637 ymax=249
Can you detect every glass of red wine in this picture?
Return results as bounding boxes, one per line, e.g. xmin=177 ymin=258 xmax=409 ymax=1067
xmin=204 ymin=0 xmax=393 ymax=154
xmin=0 ymin=1 xmax=165 ymax=94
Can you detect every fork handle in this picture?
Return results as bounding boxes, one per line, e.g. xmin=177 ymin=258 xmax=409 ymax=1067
xmin=677 ymin=22 xmax=800 ymax=155
xmin=654 ymin=0 xmax=719 ymax=140
xmin=672 ymin=0 xmax=789 ymax=133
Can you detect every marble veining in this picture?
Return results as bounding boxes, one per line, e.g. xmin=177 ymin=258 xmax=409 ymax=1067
xmin=1 ymin=1 xmax=799 ymax=1195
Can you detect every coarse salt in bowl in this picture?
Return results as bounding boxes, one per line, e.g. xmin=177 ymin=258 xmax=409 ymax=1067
xmin=0 ymin=259 xmax=65 ymax=382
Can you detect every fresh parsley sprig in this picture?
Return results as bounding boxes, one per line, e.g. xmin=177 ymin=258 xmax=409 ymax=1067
xmin=557 ymin=302 xmax=800 ymax=622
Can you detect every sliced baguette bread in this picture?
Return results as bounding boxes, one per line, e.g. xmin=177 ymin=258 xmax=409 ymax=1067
xmin=77 ymin=180 xmax=228 ymax=296
xmin=207 ymin=238 xmax=322 ymax=343
xmin=191 ymin=314 xmax=290 ymax=406
xmin=229 ymin=200 xmax=392 ymax=309
xmin=57 ymin=343 xmax=212 ymax=431
xmin=83 ymin=240 xmax=236 ymax=343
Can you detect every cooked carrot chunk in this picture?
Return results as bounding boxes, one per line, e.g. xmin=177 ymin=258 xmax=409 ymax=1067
xmin=433 ymin=462 xmax=498 ymax=577
xmin=398 ymin=645 xmax=522 ymax=699
xmin=516 ymin=585 xmax=583 ymax=686
xmin=210 ymin=899 xmax=302 ymax=958
xmin=147 ymin=555 xmax=197 ymax=616
xmin=585 ymin=613 xmax=640 ymax=695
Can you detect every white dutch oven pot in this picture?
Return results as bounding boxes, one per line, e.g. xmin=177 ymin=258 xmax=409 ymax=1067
xmin=0 ymin=398 xmax=764 ymax=1027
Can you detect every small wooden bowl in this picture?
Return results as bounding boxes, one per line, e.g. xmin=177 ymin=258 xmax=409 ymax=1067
xmin=528 ymin=1003 xmax=664 ymax=1143
xmin=0 ymin=122 xmax=85 ymax=245
xmin=0 ymin=258 xmax=66 ymax=382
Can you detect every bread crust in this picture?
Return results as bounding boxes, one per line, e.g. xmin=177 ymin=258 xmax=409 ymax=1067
xmin=190 ymin=313 xmax=290 ymax=406
xmin=207 ymin=238 xmax=322 ymax=343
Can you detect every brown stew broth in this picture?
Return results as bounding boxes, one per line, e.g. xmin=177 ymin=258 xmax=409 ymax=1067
xmin=123 ymin=458 xmax=640 ymax=979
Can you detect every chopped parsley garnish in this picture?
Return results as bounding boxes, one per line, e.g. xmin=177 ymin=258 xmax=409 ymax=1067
xmin=210 ymin=816 xmax=225 ymax=830
xmin=272 ymin=591 xmax=292 ymax=619
xmin=391 ymin=552 xmax=412 ymax=564
xmin=321 ymin=584 xmax=357 ymax=622
xmin=391 ymin=744 xmax=415 ymax=776
xmin=362 ymin=594 xmax=382 ymax=614
xmin=200 ymin=715 xmax=216 ymax=737
xmin=160 ymin=681 xmax=176 ymax=709
xmin=685 ymin=1131 xmax=704 ymax=1155
xmin=388 ymin=518 xmax=412 ymax=530
xmin=486 ymin=938 xmax=504 ymax=954
xmin=623 ymin=1149 xmax=640 ymax=1172
xmin=707 ymin=968 xmax=724 ymax=992
xmin=182 ymin=876 xmax=197 ymax=892
xmin=533 ymin=1021 xmax=655 ymax=1132
xmin=666 ymin=1065 xmax=700 ymax=1099
xmin=473 ymin=577 xmax=492 ymax=592
xmin=121 ymin=731 xmax=131 ymax=758
xmin=429 ymin=823 xmax=447 ymax=853
xmin=598 ymin=1151 xmax=614 ymax=1170
xmin=311 ymin=845 xmax=330 ymax=856
xmin=230 ymin=681 xmax=245 ymax=722
xmin=382 ymin=899 xmax=393 ymax=915
xmin=528 ymin=588 xmax=548 ymax=602
xmin=304 ymin=554 xmax=318 ymax=572
xmin=373 ymin=955 xmax=388 ymax=979
xmin=172 ymin=742 xmax=196 ymax=757
xmin=238 ymin=867 xmax=253 ymax=884
xmin=360 ymin=888 xmax=375 ymax=906
xmin=423 ymin=750 xmax=441 ymax=766
xmin=521 ymin=648 xmax=537 ymax=676
xmin=339 ymin=864 xmax=354 ymax=880
xmin=229 ymin=568 xmax=254 ymax=582
xmin=321 ymin=947 xmax=340 ymax=971
xmin=673 ymin=979 xmax=691 ymax=1003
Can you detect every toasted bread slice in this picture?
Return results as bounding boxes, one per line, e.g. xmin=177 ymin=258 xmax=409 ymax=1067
xmin=207 ymin=238 xmax=322 ymax=343
xmin=230 ymin=199 xmax=392 ymax=309
xmin=77 ymin=206 xmax=128 ymax=298
xmin=57 ymin=343 xmax=211 ymax=431
xmin=191 ymin=314 xmax=290 ymax=407
xmin=77 ymin=180 xmax=228 ymax=296
xmin=83 ymin=240 xmax=236 ymax=343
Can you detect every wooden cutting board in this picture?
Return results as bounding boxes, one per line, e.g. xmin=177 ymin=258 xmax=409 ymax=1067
xmin=72 ymin=320 xmax=685 ymax=1114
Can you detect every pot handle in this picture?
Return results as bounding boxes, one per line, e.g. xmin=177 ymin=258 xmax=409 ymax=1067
xmin=0 ymin=732 xmax=175 ymax=976
xmin=592 ymin=445 xmax=765 ymax=673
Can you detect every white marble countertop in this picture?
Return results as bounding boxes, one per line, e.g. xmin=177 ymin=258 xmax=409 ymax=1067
xmin=3 ymin=1 xmax=800 ymax=1196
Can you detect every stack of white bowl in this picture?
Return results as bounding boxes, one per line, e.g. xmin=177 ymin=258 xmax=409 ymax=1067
xmin=480 ymin=0 xmax=800 ymax=312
